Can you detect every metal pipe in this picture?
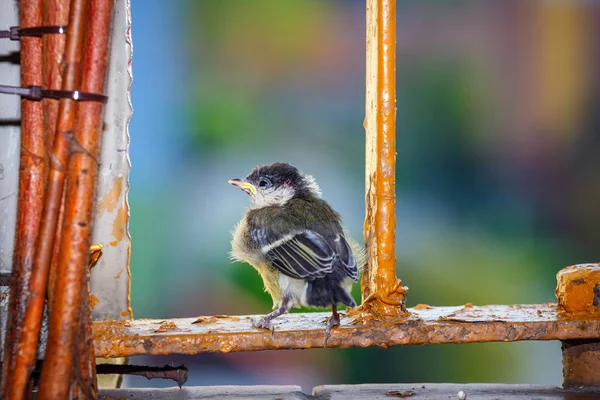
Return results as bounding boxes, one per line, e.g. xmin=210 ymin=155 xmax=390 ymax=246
xmin=38 ymin=0 xmax=113 ymax=398
xmin=8 ymin=1 xmax=87 ymax=398
xmin=1 ymin=0 xmax=44 ymax=396
xmin=42 ymin=0 xmax=70 ymax=151
xmin=362 ymin=0 xmax=406 ymax=316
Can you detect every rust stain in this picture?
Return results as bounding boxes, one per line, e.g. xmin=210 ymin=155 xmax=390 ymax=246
xmin=113 ymin=270 xmax=123 ymax=280
xmin=413 ymin=304 xmax=432 ymax=310
xmin=154 ymin=321 xmax=178 ymax=333
xmin=112 ymin=201 xmax=128 ymax=241
xmin=98 ymin=176 xmax=123 ymax=213
xmin=192 ymin=315 xmax=240 ymax=324
xmin=91 ymin=295 xmax=100 ymax=310
xmin=126 ymin=245 xmax=133 ymax=320
xmin=109 ymin=240 xmax=117 ymax=247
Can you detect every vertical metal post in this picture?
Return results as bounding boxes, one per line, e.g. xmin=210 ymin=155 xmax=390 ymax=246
xmin=362 ymin=0 xmax=407 ymax=317
xmin=556 ymin=264 xmax=600 ymax=389
xmin=38 ymin=0 xmax=113 ymax=398
xmin=1 ymin=0 xmax=45 ymax=396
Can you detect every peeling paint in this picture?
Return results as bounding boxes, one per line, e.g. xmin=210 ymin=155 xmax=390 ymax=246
xmin=98 ymin=177 xmax=123 ymax=214
xmin=112 ymin=202 xmax=127 ymax=242
xmin=91 ymin=295 xmax=100 ymax=311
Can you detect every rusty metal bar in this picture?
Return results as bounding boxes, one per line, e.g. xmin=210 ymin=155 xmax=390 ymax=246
xmin=7 ymin=1 xmax=86 ymax=398
xmin=362 ymin=0 xmax=406 ymax=317
xmin=92 ymin=303 xmax=600 ymax=357
xmin=1 ymin=0 xmax=45 ymax=396
xmin=38 ymin=0 xmax=113 ymax=398
xmin=556 ymin=264 xmax=600 ymax=389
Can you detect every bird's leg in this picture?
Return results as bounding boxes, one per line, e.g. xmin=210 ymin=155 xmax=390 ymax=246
xmin=324 ymin=304 xmax=340 ymax=347
xmin=252 ymin=297 xmax=292 ymax=331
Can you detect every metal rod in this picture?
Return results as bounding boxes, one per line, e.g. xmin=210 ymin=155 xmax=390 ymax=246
xmin=38 ymin=0 xmax=113 ymax=398
xmin=362 ymin=0 xmax=406 ymax=316
xmin=47 ymin=188 xmax=65 ymax=306
xmin=42 ymin=0 xmax=70 ymax=151
xmin=74 ymin=279 xmax=98 ymax=399
xmin=9 ymin=1 xmax=86 ymax=397
xmin=1 ymin=0 xmax=45 ymax=397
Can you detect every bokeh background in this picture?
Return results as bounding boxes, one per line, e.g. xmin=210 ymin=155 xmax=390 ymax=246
xmin=124 ymin=0 xmax=600 ymax=390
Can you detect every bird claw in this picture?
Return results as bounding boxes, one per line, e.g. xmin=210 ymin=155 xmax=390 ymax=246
xmin=324 ymin=314 xmax=340 ymax=348
xmin=252 ymin=317 xmax=275 ymax=333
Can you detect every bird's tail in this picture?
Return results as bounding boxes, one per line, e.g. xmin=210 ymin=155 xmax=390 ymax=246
xmin=308 ymin=278 xmax=356 ymax=308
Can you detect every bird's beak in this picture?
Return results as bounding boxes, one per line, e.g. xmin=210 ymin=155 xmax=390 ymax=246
xmin=228 ymin=178 xmax=257 ymax=195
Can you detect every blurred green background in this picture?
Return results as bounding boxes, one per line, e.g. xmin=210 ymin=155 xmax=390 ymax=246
xmin=125 ymin=0 xmax=600 ymax=390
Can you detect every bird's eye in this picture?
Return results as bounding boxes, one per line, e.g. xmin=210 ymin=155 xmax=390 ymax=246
xmin=258 ymin=178 xmax=271 ymax=188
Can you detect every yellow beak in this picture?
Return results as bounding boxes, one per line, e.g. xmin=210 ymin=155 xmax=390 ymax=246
xmin=228 ymin=179 xmax=257 ymax=195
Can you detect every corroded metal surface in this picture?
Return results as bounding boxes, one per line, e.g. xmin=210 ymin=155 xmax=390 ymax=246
xmin=92 ymin=303 xmax=600 ymax=358
xmin=38 ymin=0 xmax=114 ymax=398
xmin=556 ymin=264 xmax=600 ymax=316
xmin=41 ymin=0 xmax=69 ymax=151
xmin=89 ymin=0 xmax=133 ymax=323
xmin=9 ymin=1 xmax=88 ymax=398
xmin=557 ymin=264 xmax=600 ymax=389
xmin=562 ymin=340 xmax=600 ymax=389
xmin=363 ymin=0 xmax=406 ymax=317
xmin=2 ymin=0 xmax=45 ymax=395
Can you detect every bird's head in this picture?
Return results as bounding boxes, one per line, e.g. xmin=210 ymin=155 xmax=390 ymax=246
xmin=228 ymin=162 xmax=321 ymax=208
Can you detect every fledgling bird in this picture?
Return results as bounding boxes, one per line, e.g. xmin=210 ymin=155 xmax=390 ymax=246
xmin=229 ymin=162 xmax=363 ymax=337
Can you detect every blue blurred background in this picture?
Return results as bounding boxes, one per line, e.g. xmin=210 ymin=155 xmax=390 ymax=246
xmin=124 ymin=0 xmax=600 ymax=390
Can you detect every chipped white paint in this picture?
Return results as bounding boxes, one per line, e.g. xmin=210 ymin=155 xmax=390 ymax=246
xmin=0 ymin=0 xmax=20 ymax=356
xmin=90 ymin=0 xmax=133 ymax=322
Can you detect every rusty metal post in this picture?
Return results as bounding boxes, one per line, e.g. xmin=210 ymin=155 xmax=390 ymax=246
xmin=362 ymin=0 xmax=407 ymax=317
xmin=38 ymin=0 xmax=113 ymax=398
xmin=43 ymin=0 xmax=71 ymax=311
xmin=42 ymin=0 xmax=70 ymax=150
xmin=556 ymin=264 xmax=600 ymax=389
xmin=72 ymin=283 xmax=98 ymax=399
xmin=8 ymin=1 xmax=87 ymax=398
xmin=1 ymin=0 xmax=45 ymax=396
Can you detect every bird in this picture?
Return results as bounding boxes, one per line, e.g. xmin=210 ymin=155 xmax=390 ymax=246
xmin=228 ymin=162 xmax=364 ymax=339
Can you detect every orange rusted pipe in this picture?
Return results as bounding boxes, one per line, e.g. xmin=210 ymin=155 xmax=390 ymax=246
xmin=362 ymin=0 xmax=406 ymax=316
xmin=8 ymin=1 xmax=87 ymax=398
xmin=42 ymin=0 xmax=70 ymax=151
xmin=38 ymin=0 xmax=113 ymax=398
xmin=47 ymin=188 xmax=66 ymax=305
xmin=44 ymin=0 xmax=70 ymax=310
xmin=1 ymin=0 xmax=44 ymax=396
xmin=73 ymin=282 xmax=98 ymax=399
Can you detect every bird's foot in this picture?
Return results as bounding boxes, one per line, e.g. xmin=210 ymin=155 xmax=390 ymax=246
xmin=251 ymin=317 xmax=275 ymax=333
xmin=324 ymin=311 xmax=341 ymax=348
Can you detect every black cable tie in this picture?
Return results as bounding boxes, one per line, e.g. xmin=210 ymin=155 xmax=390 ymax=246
xmin=0 ymin=25 xmax=67 ymax=40
xmin=0 ymin=84 xmax=108 ymax=104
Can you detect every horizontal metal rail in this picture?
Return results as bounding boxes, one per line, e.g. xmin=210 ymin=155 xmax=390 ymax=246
xmin=92 ymin=302 xmax=600 ymax=358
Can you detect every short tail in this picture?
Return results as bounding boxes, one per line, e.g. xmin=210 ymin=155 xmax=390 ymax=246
xmin=307 ymin=278 xmax=356 ymax=308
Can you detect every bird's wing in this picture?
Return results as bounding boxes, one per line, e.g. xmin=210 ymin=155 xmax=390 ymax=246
xmin=251 ymin=229 xmax=336 ymax=280
xmin=333 ymin=234 xmax=359 ymax=281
